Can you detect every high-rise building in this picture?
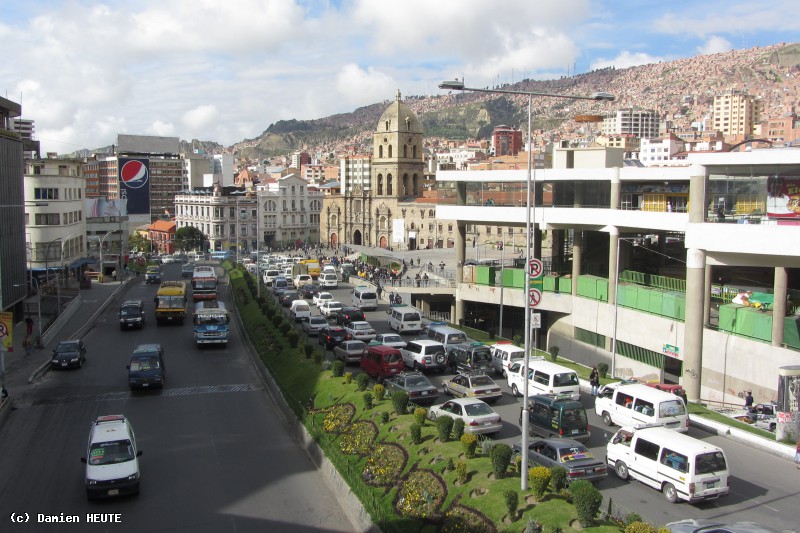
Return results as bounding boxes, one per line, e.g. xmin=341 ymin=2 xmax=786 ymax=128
xmin=713 ymin=91 xmax=761 ymax=138
xmin=602 ymin=108 xmax=661 ymax=140
xmin=0 ymin=96 xmax=27 ymax=313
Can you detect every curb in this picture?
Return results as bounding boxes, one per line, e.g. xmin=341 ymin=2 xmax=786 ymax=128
xmin=689 ymin=414 xmax=795 ymax=461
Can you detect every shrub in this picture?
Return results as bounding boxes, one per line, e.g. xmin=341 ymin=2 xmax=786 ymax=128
xmin=526 ymin=518 xmax=543 ymax=533
xmin=287 ymin=330 xmax=299 ymax=347
xmin=503 ymin=490 xmax=519 ymax=519
xmin=548 ymin=345 xmax=560 ymax=362
xmin=413 ymin=407 xmax=427 ymax=427
xmin=625 ymin=522 xmax=657 ymax=533
xmin=455 ymin=460 xmax=468 ymax=484
xmin=436 ymin=416 xmax=454 ymax=443
xmin=391 ymin=391 xmax=409 ymax=415
xmin=355 ymin=372 xmax=370 ymax=392
xmin=528 ymin=466 xmax=551 ymax=500
xmin=480 ymin=437 xmax=495 ymax=456
xmin=362 ymin=391 xmax=373 ymax=410
xmin=321 ymin=360 xmax=331 ymax=371
xmin=513 ymin=335 xmax=522 ymax=347
xmin=279 ymin=321 xmax=292 ymax=335
xmin=410 ymin=423 xmax=422 ymax=445
xmin=570 ymin=479 xmax=603 ymax=528
xmin=490 ymin=443 xmax=513 ymax=478
xmin=451 ymin=418 xmax=465 ymax=440
xmin=657 ymin=529 xmax=671 ymax=533
xmin=446 ymin=458 xmax=455 ymax=471
xmin=304 ymin=342 xmax=314 ymax=359
xmin=460 ymin=433 xmax=478 ymax=458
xmin=344 ymin=372 xmax=353 ymax=385
xmin=313 ymin=350 xmax=323 ymax=365
xmin=623 ymin=513 xmax=643 ymax=528
xmin=380 ymin=411 xmax=390 ymax=424
xmin=550 ymin=466 xmax=567 ymax=492
xmin=331 ymin=360 xmax=345 ymax=377
xmin=598 ymin=362 xmax=609 ymax=378
xmin=372 ymin=383 xmax=385 ymax=401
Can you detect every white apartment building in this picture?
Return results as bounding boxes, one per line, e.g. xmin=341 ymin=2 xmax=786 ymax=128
xmin=603 ymin=108 xmax=661 ymax=140
xmin=256 ymin=174 xmax=323 ymax=247
xmin=639 ymin=134 xmax=686 ymax=167
xmin=713 ymin=91 xmax=761 ymax=137
xmin=339 ymin=155 xmax=371 ymax=195
xmin=212 ymin=154 xmax=235 ymax=186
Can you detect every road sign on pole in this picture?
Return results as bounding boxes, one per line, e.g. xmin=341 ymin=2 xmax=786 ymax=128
xmin=531 ymin=312 xmax=541 ymax=329
xmin=528 ymin=289 xmax=542 ymax=307
xmin=528 ymin=258 xmax=543 ymax=278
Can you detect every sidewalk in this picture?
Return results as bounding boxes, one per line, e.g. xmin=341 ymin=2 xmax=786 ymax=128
xmin=0 ymin=279 xmax=129 ymax=423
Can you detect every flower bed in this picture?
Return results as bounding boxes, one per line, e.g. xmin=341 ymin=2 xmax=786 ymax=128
xmin=394 ymin=467 xmax=447 ymax=520
xmin=321 ymin=403 xmax=356 ymax=434
xmin=363 ymin=442 xmax=408 ymax=487
xmin=340 ymin=420 xmax=379 ymax=455
xmin=442 ymin=500 xmax=497 ymax=533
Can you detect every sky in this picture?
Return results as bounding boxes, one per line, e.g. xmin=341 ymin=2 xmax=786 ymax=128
xmin=1 ymin=0 xmax=798 ymax=155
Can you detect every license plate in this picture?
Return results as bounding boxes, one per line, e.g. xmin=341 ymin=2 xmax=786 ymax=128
xmin=142 ymin=383 xmax=149 ymax=387
xmin=421 ymin=391 xmax=429 ymax=395
xmin=705 ymin=481 xmax=716 ymax=488
xmin=572 ymin=429 xmax=580 ymax=434
xmin=484 ymin=421 xmax=492 ymax=425
xmin=108 ymin=489 xmax=119 ymax=496
xmin=61 ymin=363 xmax=68 ymax=367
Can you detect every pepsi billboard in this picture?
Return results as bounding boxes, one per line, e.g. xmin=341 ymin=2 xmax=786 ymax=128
xmin=118 ymin=158 xmax=151 ymax=215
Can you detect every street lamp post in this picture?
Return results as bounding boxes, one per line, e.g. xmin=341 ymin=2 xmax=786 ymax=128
xmin=439 ymin=79 xmax=614 ymax=490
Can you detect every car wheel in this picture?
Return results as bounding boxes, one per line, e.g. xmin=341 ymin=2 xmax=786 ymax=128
xmin=615 ymin=461 xmax=629 ymax=480
xmin=662 ymin=482 xmax=678 ymax=503
xmin=511 ymin=383 xmax=520 ymax=397
xmin=602 ymin=411 xmax=613 ymax=426
xmin=434 ymin=352 xmax=446 ymax=366
xmin=413 ymin=361 xmax=420 ymax=371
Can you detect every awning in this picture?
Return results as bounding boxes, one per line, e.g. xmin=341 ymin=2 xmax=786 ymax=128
xmin=69 ymin=257 xmax=96 ymax=269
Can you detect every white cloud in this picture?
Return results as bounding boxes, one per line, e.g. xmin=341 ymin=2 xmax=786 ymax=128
xmin=589 ymin=51 xmax=664 ymax=71
xmin=335 ymin=64 xmax=396 ymax=109
xmin=697 ymin=36 xmax=733 ymax=55
xmin=182 ymin=105 xmax=220 ymax=132
xmin=149 ymin=120 xmax=176 ymax=137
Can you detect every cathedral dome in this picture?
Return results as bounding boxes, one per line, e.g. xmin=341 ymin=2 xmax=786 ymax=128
xmin=376 ymin=90 xmax=422 ymax=134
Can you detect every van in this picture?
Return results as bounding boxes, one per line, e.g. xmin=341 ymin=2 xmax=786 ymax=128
xmin=424 ymin=323 xmax=469 ymax=351
xmin=262 ymin=269 xmax=281 ymax=286
xmin=119 ymin=299 xmax=145 ymax=330
xmin=289 ymin=300 xmax=312 ymax=323
xmin=80 ymin=415 xmax=142 ymax=499
xmin=506 ymin=358 xmax=580 ymax=400
xmin=359 ymin=345 xmax=404 ymax=382
xmin=127 ymin=343 xmax=166 ymax=390
xmin=447 ymin=342 xmax=493 ymax=374
xmin=606 ymin=425 xmax=730 ymax=503
xmin=594 ymin=381 xmax=689 ymax=432
xmin=352 ymin=285 xmax=378 ymax=310
xmin=520 ymin=394 xmax=590 ymax=442
xmin=387 ymin=304 xmax=423 ymax=333
xmin=400 ymin=340 xmax=447 ymax=372
xmin=489 ymin=342 xmax=526 ymax=377
xmin=320 ymin=272 xmax=339 ymax=289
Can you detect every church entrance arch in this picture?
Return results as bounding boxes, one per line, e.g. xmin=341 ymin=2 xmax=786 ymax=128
xmin=330 ymin=233 xmax=338 ymax=248
xmin=379 ymin=235 xmax=388 ymax=249
xmin=353 ymin=230 xmax=363 ymax=245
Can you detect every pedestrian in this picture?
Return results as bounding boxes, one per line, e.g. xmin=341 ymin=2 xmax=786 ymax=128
xmin=23 ymin=334 xmax=32 ymax=357
xmin=25 ymin=317 xmax=33 ymax=336
xmin=795 ymin=436 xmax=800 ymax=469
xmin=589 ymin=366 xmax=600 ymax=396
xmin=744 ymin=391 xmax=754 ymax=410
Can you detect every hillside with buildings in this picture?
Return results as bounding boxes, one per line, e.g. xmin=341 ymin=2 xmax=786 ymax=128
xmin=230 ymin=42 xmax=800 ymax=161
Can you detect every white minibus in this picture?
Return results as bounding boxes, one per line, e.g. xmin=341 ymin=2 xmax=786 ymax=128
xmin=387 ymin=305 xmax=423 ymax=333
xmin=506 ymin=358 xmax=580 ymax=400
xmin=595 ymin=381 xmax=689 ymax=432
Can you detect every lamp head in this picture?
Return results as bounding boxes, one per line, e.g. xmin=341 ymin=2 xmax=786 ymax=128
xmin=590 ymin=91 xmax=615 ymax=102
xmin=438 ymin=80 xmax=465 ymax=91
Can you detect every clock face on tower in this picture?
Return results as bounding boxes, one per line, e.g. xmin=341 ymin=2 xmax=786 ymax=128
xmin=383 ymin=137 xmax=388 ymax=143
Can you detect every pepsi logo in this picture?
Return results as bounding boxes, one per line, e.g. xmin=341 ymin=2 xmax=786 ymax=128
xmin=120 ymin=160 xmax=149 ymax=189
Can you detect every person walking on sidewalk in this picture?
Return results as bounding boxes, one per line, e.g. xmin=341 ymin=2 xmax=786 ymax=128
xmin=795 ymin=437 xmax=800 ymax=469
xmin=589 ymin=366 xmax=600 ymax=396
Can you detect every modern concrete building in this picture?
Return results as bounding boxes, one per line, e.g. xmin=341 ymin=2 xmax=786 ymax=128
xmin=434 ymin=146 xmax=800 ymax=405
xmin=603 ymin=108 xmax=661 ymax=140
xmin=713 ymin=91 xmax=761 ymax=138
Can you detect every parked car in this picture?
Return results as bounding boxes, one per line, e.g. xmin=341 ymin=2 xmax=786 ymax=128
xmin=335 ymin=306 xmax=366 ymax=326
xmin=344 ymin=321 xmax=377 ymax=342
xmin=302 ymin=316 xmax=328 ymax=336
xmin=313 ymin=292 xmax=334 ymax=308
xmin=369 ymin=333 xmax=407 ymax=349
xmin=520 ymin=394 xmax=591 ymax=442
xmin=127 ymin=343 xmax=166 ymax=390
xmin=80 ymin=415 xmax=142 ymax=499
xmin=384 ymin=371 xmax=439 ymax=405
xmin=333 ymin=340 xmax=368 ymax=364
xmin=443 ymin=372 xmax=503 ymax=404
xmin=299 ymin=283 xmax=321 ymax=299
xmin=319 ymin=300 xmax=344 ymax=318
xmin=280 ymin=291 xmax=300 ymax=307
xmin=427 ymin=398 xmax=502 ymax=436
xmin=512 ymin=438 xmax=608 ymax=484
xmin=318 ymin=325 xmax=350 ymax=350
xmin=665 ymin=520 xmax=780 ymax=533
xmin=51 ymin=339 xmax=87 ymax=369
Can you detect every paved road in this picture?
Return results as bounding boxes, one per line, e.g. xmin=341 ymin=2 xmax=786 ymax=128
xmin=0 ymin=263 xmax=357 ymax=533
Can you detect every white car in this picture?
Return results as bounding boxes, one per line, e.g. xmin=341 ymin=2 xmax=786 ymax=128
xmin=370 ymin=333 xmax=407 ymax=349
xmin=313 ymin=292 xmax=334 ymax=308
xmin=319 ymin=300 xmax=343 ymax=318
xmin=294 ymin=274 xmax=313 ymax=288
xmin=160 ymin=255 xmax=176 ymax=264
xmin=344 ymin=321 xmax=377 ymax=341
xmin=427 ymin=398 xmax=502 ymax=436
xmin=80 ymin=415 xmax=142 ymax=499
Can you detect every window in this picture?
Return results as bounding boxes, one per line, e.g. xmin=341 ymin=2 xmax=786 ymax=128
xmin=533 ymin=371 xmax=550 ymax=386
xmin=661 ymin=449 xmax=688 ymax=473
xmin=34 ymin=188 xmax=59 ymax=200
xmin=633 ymin=438 xmax=660 ymax=461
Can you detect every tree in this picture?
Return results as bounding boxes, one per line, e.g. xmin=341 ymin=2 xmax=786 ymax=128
xmin=174 ymin=226 xmax=206 ymax=252
xmin=128 ymin=232 xmax=151 ymax=253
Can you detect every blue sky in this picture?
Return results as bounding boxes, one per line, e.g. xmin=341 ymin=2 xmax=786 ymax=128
xmin=1 ymin=0 xmax=797 ymax=154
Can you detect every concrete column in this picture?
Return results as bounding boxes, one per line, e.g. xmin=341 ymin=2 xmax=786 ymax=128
xmin=608 ymin=227 xmax=619 ymax=304
xmin=703 ymin=265 xmax=713 ymax=325
xmin=684 ymin=248 xmax=706 ymax=402
xmin=454 ymin=222 xmax=466 ymax=324
xmin=772 ymin=267 xmax=788 ymax=346
xmin=572 ymin=230 xmax=582 ymax=296
xmin=610 ymin=167 xmax=621 ymax=210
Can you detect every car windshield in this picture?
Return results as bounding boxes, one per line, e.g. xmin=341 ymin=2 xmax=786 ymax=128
xmin=463 ymin=403 xmax=493 ymax=416
xmin=659 ymin=400 xmax=687 ymax=417
xmin=449 ymin=333 xmax=468 ymax=344
xmin=120 ymin=308 xmax=140 ymax=316
xmin=561 ymin=408 xmax=588 ymax=429
xmin=554 ymin=372 xmax=579 ymax=387
xmin=470 ymin=376 xmax=493 ymax=386
xmin=557 ymin=445 xmax=592 ymax=461
xmin=384 ymin=336 xmax=402 ymax=343
xmin=695 ymin=451 xmax=727 ymax=474
xmin=55 ymin=342 xmax=79 ymax=353
xmin=348 ymin=341 xmax=366 ymax=350
xmin=195 ymin=313 xmax=229 ymax=325
xmin=129 ymin=356 xmax=160 ymax=371
xmin=330 ymin=303 xmax=343 ymax=309
xmin=473 ymin=349 xmax=491 ymax=362
xmin=354 ymin=323 xmax=371 ymax=330
xmin=88 ymin=440 xmax=135 ymax=465
xmin=156 ymin=296 xmax=185 ymax=309
xmin=406 ymin=377 xmax=431 ymax=387
xmin=310 ymin=318 xmax=327 ymax=324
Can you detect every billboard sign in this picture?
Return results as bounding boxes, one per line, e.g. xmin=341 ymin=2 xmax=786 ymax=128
xmin=119 ymin=158 xmax=150 ymax=215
